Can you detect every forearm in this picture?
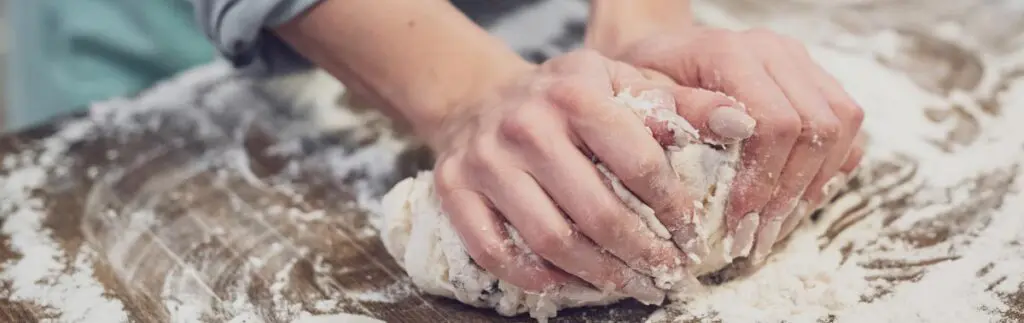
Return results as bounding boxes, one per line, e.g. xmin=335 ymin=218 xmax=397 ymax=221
xmin=274 ymin=0 xmax=531 ymax=142
xmin=585 ymin=0 xmax=694 ymax=55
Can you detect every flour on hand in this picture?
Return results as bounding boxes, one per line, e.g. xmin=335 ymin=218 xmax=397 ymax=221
xmin=376 ymin=90 xmax=847 ymax=321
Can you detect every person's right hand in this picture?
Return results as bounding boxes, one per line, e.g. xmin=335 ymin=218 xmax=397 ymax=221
xmin=426 ymin=49 xmax=752 ymax=304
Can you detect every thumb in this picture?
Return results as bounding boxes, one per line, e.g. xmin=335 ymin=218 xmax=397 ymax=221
xmin=668 ymin=86 xmax=756 ymax=144
xmin=635 ymin=67 xmax=756 ymax=143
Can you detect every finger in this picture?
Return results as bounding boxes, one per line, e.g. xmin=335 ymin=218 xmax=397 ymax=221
xmin=667 ymin=87 xmax=757 ymax=143
xmin=633 ymin=67 xmax=757 ymax=143
xmin=750 ymin=47 xmax=841 ymax=263
xmin=791 ymin=44 xmax=866 ymax=209
xmin=623 ymin=83 xmax=757 ymax=145
xmin=479 ymin=168 xmax=665 ymax=304
xmin=609 ymin=68 xmax=713 ymax=255
xmin=704 ymin=55 xmax=801 ymax=259
xmin=778 ymin=199 xmax=810 ymax=240
xmin=839 ymin=132 xmax=866 ymax=174
xmin=547 ymin=77 xmax=705 ymax=263
xmin=817 ymin=134 xmax=865 ymax=207
xmin=779 ymin=133 xmax=865 ymax=239
xmin=514 ymin=123 xmax=689 ymax=287
xmin=612 ymin=83 xmax=756 ymax=262
xmin=439 ymin=187 xmax=573 ymax=292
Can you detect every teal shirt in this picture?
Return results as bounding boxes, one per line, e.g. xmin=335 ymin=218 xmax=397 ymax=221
xmin=8 ymin=0 xmax=217 ymax=130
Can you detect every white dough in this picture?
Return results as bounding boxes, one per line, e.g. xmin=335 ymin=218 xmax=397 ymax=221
xmin=377 ymin=91 xmax=816 ymax=321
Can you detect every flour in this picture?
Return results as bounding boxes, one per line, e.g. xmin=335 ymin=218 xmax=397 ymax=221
xmin=638 ymin=7 xmax=1024 ymax=320
xmin=375 ymin=88 xmax=854 ymax=321
xmin=226 ymin=311 xmax=386 ymax=323
xmin=647 ymin=232 xmax=870 ymax=323
xmin=2 ymin=2 xmax=1021 ymax=322
xmin=0 ymin=119 xmax=130 ymax=322
xmin=291 ymin=312 xmax=386 ymax=323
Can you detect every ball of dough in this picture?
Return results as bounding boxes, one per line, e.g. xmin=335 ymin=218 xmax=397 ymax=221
xmin=378 ymin=90 xmax=783 ymax=321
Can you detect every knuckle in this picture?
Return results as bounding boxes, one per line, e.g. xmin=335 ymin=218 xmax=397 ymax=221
xmin=762 ymin=112 xmax=802 ymax=140
xmin=530 ymin=229 xmax=571 ymax=258
xmin=590 ymin=210 xmax=625 ymax=238
xmin=467 ymin=241 xmax=506 ymax=270
xmin=545 ymin=79 xmax=588 ymax=114
xmin=498 ymin=110 xmax=533 ymax=145
xmin=622 ymin=153 xmax=665 ymax=182
xmin=498 ymin=106 xmax=547 ymax=148
xmin=433 ymin=159 xmax=462 ymax=191
xmin=652 ymin=194 xmax=687 ymax=224
xmin=800 ymin=117 xmax=841 ymax=146
xmin=465 ymin=137 xmax=501 ymax=171
xmin=836 ymin=100 xmax=866 ymax=126
xmin=579 ymin=201 xmax=631 ymax=242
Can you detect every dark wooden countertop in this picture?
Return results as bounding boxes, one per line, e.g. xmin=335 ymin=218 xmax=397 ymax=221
xmin=1 ymin=1 xmax=1023 ymax=322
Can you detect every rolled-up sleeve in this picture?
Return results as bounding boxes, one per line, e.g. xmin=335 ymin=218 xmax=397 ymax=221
xmin=190 ymin=0 xmax=323 ymax=76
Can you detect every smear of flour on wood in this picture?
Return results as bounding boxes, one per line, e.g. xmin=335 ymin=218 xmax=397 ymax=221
xmin=290 ymin=312 xmax=386 ymax=323
xmin=644 ymin=6 xmax=1024 ymax=322
xmin=227 ymin=311 xmax=386 ymax=323
xmin=0 ymin=120 xmax=130 ymax=322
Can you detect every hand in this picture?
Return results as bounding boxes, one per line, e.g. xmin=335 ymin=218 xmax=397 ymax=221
xmin=611 ymin=27 xmax=866 ymax=262
xmin=428 ymin=49 xmax=748 ymax=303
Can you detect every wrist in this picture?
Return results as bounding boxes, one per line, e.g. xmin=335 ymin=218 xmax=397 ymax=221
xmin=273 ymin=0 xmax=531 ymax=146
xmin=585 ymin=0 xmax=694 ymax=57
xmin=408 ymin=50 xmax=535 ymax=150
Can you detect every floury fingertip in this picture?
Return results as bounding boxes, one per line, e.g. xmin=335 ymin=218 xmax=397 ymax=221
xmin=621 ymin=276 xmax=666 ymax=305
xmin=709 ymin=106 xmax=756 ymax=140
xmin=730 ymin=212 xmax=759 ymax=258
xmin=751 ymin=217 xmax=783 ymax=264
xmin=779 ymin=199 xmax=810 ymax=239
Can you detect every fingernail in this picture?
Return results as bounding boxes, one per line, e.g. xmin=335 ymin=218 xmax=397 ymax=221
xmin=709 ymin=106 xmax=756 ymax=140
xmin=779 ymin=200 xmax=810 ymax=239
xmin=669 ymin=273 xmax=706 ymax=300
xmin=821 ymin=174 xmax=848 ymax=206
xmin=622 ymin=276 xmax=666 ymax=305
xmin=751 ymin=217 xmax=783 ymax=264
xmin=673 ymin=224 xmax=709 ymax=266
xmin=558 ymin=283 xmax=612 ymax=303
xmin=730 ymin=212 xmax=760 ymax=258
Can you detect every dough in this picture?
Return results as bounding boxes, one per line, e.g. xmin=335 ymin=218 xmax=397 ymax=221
xmin=378 ymin=90 xmax=795 ymax=321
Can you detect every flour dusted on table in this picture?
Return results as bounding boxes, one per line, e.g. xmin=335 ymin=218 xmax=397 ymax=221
xmin=0 ymin=119 xmax=130 ymax=323
xmin=643 ymin=33 xmax=1024 ymax=322
xmin=291 ymin=312 xmax=386 ymax=323
xmin=376 ymin=89 xmax=849 ymax=321
xmin=227 ymin=311 xmax=387 ymax=323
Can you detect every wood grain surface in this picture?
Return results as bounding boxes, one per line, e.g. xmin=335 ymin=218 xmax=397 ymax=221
xmin=1 ymin=1 xmax=1023 ymax=322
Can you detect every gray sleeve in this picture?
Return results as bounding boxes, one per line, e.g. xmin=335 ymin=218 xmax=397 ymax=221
xmin=190 ymin=0 xmax=323 ymax=76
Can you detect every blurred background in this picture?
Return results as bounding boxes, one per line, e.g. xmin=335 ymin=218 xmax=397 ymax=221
xmin=0 ymin=0 xmax=8 ymax=127
xmin=0 ymin=0 xmax=566 ymax=133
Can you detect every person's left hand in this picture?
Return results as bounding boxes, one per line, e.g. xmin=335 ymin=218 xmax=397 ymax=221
xmin=606 ymin=27 xmax=865 ymax=263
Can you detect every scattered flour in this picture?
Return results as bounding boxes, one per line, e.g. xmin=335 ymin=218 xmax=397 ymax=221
xmin=375 ymin=87 xmax=854 ymax=322
xmin=638 ymin=7 xmax=1024 ymax=322
xmin=227 ymin=311 xmax=387 ymax=323
xmin=2 ymin=3 xmax=1023 ymax=322
xmin=291 ymin=312 xmax=386 ymax=323
xmin=0 ymin=118 xmax=130 ymax=322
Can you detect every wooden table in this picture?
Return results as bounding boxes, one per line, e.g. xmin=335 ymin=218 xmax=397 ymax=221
xmin=1 ymin=1 xmax=1023 ymax=322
